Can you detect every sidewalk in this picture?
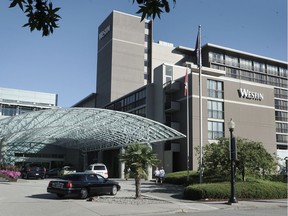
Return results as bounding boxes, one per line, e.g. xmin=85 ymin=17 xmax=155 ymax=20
xmin=0 ymin=178 xmax=287 ymax=216
xmin=115 ymin=179 xmax=288 ymax=215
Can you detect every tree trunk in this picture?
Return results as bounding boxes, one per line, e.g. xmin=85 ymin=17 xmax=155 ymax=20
xmin=135 ymin=176 xmax=141 ymax=198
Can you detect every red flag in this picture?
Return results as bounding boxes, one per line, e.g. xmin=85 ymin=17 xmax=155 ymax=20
xmin=184 ymin=68 xmax=188 ymax=96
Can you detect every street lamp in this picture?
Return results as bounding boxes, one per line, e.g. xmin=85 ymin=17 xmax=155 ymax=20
xmin=228 ymin=118 xmax=238 ymax=204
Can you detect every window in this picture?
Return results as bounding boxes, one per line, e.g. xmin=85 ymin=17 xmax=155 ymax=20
xmin=1 ymin=105 xmax=17 ymax=116
xmin=267 ymin=65 xmax=278 ymax=76
xmin=276 ymin=123 xmax=288 ymax=133
xmin=241 ymin=71 xmax=254 ymax=81
xmin=207 ymin=80 xmax=223 ymax=99
xmin=254 ymin=61 xmax=266 ymax=73
xmin=275 ymin=99 xmax=288 ymax=110
xmin=267 ymin=76 xmax=279 ymax=86
xmin=255 ymin=73 xmax=266 ymax=84
xmin=165 ymin=65 xmax=173 ymax=83
xmin=225 ymin=55 xmax=238 ymax=67
xmin=209 ymin=52 xmax=224 ymax=64
xmin=240 ymin=58 xmax=252 ymax=70
xmin=275 ymin=111 xmax=288 ymax=121
xmin=145 ymin=22 xmax=150 ymax=29
xmin=274 ymin=88 xmax=288 ymax=99
xmin=144 ymin=34 xmax=149 ymax=42
xmin=279 ymin=67 xmax=288 ymax=78
xmin=208 ymin=100 xmax=224 ymax=119
xmin=226 ymin=68 xmax=239 ymax=79
xmin=276 ymin=134 xmax=288 ymax=143
xmin=208 ymin=121 xmax=224 ymax=140
xmin=19 ymin=106 xmax=33 ymax=115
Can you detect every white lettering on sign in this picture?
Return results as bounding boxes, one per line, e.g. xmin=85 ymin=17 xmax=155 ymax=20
xmin=238 ymin=88 xmax=264 ymax=101
xmin=99 ymin=25 xmax=110 ymax=40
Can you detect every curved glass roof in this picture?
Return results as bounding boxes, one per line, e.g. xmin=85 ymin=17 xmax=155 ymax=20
xmin=0 ymin=108 xmax=185 ymax=163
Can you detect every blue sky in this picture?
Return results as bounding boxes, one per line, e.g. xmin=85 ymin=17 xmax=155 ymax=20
xmin=0 ymin=0 xmax=287 ymax=107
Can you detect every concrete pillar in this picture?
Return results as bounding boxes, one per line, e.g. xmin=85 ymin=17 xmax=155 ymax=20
xmin=147 ymin=143 xmax=153 ymax=180
xmin=120 ymin=147 xmax=125 ymax=179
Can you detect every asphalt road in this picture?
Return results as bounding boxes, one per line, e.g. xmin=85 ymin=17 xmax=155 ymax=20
xmin=0 ymin=178 xmax=287 ymax=216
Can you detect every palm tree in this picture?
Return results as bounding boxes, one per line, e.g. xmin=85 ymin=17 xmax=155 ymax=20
xmin=119 ymin=143 xmax=160 ymax=198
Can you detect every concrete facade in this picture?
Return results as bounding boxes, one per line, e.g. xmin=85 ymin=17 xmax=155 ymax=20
xmin=96 ymin=11 xmax=152 ymax=107
xmin=83 ymin=11 xmax=287 ymax=174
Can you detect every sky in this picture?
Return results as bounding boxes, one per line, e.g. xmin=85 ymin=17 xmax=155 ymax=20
xmin=0 ymin=0 xmax=287 ymax=108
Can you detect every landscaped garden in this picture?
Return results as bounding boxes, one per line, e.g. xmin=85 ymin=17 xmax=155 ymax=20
xmin=164 ymin=170 xmax=287 ymax=200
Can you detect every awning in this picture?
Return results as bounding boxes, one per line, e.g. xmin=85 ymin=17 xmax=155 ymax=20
xmin=0 ymin=108 xmax=185 ymax=163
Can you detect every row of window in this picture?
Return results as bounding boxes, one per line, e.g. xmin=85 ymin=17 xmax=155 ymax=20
xmin=276 ymin=123 xmax=288 ymax=133
xmin=14 ymin=152 xmax=64 ymax=159
xmin=224 ymin=67 xmax=288 ymax=88
xmin=0 ymin=104 xmax=46 ymax=117
xmin=209 ymin=52 xmax=287 ymax=78
xmin=207 ymin=80 xmax=225 ymax=139
xmin=275 ymin=100 xmax=288 ymax=111
xmin=274 ymin=88 xmax=288 ymax=99
xmin=105 ymin=89 xmax=146 ymax=113
xmin=276 ymin=134 xmax=288 ymax=143
xmin=275 ymin=111 xmax=288 ymax=122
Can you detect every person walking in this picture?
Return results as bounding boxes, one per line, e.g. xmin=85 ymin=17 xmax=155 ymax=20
xmin=154 ymin=167 xmax=160 ymax=184
xmin=159 ymin=167 xmax=165 ymax=184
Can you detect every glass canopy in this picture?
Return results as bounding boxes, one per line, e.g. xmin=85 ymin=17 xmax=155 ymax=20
xmin=0 ymin=108 xmax=185 ymax=163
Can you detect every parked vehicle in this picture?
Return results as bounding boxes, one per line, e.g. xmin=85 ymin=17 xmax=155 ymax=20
xmin=20 ymin=163 xmax=46 ymax=179
xmin=47 ymin=172 xmax=121 ymax=199
xmin=85 ymin=163 xmax=108 ymax=178
xmin=58 ymin=166 xmax=76 ymax=176
xmin=45 ymin=168 xmax=62 ymax=178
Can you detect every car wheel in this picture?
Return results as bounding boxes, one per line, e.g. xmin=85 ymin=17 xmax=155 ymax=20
xmin=57 ymin=194 xmax=65 ymax=198
xmin=80 ymin=188 xmax=88 ymax=199
xmin=110 ymin=185 xmax=118 ymax=195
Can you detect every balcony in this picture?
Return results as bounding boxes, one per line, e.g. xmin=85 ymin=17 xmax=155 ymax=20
xmin=165 ymin=101 xmax=180 ymax=113
xmin=164 ymin=81 xmax=180 ymax=94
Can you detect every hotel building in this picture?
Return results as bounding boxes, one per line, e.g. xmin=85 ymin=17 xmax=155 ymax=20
xmin=74 ymin=11 xmax=287 ymax=174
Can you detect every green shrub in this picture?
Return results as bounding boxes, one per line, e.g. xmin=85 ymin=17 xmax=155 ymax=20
xmin=183 ymin=181 xmax=288 ymax=200
xmin=165 ymin=170 xmax=198 ymax=185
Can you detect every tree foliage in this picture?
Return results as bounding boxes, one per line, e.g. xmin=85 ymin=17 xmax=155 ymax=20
xmin=9 ymin=0 xmax=176 ymax=36
xmin=200 ymin=137 xmax=277 ymax=181
xmin=9 ymin=0 xmax=61 ymax=36
xmin=133 ymin=0 xmax=176 ymax=21
xmin=119 ymin=143 xmax=160 ymax=198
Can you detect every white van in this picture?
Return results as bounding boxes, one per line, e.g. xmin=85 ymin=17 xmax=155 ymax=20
xmin=85 ymin=163 xmax=108 ymax=178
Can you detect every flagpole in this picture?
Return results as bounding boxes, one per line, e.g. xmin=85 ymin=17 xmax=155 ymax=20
xmin=185 ymin=68 xmax=190 ymax=181
xmin=198 ymin=25 xmax=203 ymax=184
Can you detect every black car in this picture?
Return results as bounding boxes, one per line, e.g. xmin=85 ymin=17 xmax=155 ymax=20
xmin=47 ymin=172 xmax=121 ymax=199
xmin=21 ymin=163 xmax=46 ymax=179
xmin=45 ymin=168 xmax=62 ymax=178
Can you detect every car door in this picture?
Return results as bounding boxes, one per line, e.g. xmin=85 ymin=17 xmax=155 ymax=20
xmin=95 ymin=174 xmax=111 ymax=194
xmin=86 ymin=174 xmax=103 ymax=195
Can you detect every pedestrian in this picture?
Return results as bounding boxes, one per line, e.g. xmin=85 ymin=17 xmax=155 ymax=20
xmin=159 ymin=167 xmax=165 ymax=184
xmin=154 ymin=167 xmax=160 ymax=184
xmin=124 ymin=166 xmax=131 ymax=180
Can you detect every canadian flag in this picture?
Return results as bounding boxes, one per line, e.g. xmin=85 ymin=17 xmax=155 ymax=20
xmin=184 ymin=69 xmax=188 ymax=96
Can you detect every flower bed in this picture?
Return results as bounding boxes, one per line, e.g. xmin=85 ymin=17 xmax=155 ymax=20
xmin=0 ymin=170 xmax=21 ymax=181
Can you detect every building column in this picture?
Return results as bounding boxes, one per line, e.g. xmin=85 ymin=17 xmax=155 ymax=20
xmin=120 ymin=147 xmax=125 ymax=179
xmin=147 ymin=143 xmax=153 ymax=180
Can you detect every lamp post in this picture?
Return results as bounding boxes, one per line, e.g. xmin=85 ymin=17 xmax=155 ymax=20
xmin=228 ymin=118 xmax=238 ymax=204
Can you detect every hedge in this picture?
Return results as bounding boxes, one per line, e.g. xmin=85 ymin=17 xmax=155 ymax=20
xmin=183 ymin=180 xmax=288 ymax=200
